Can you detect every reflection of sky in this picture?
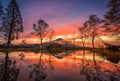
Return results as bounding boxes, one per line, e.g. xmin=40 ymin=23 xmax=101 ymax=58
xmin=1 ymin=0 xmax=111 ymax=43
xmin=0 ymin=51 xmax=120 ymax=81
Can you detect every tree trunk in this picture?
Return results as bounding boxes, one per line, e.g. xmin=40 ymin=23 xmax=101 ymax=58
xmin=82 ymin=38 xmax=86 ymax=48
xmin=4 ymin=8 xmax=14 ymax=81
xmin=82 ymin=42 xmax=85 ymax=47
xmin=5 ymin=23 xmax=13 ymax=81
xmin=41 ymin=39 xmax=43 ymax=50
xmin=92 ymin=36 xmax=95 ymax=49
xmin=73 ymin=38 xmax=75 ymax=51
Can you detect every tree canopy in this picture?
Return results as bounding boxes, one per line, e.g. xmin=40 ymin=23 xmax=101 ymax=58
xmin=104 ymin=0 xmax=120 ymax=35
xmin=0 ymin=0 xmax=23 ymax=46
xmin=104 ymin=0 xmax=120 ymax=27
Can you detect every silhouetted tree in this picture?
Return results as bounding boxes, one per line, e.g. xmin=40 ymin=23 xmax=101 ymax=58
xmin=72 ymin=32 xmax=76 ymax=51
xmin=0 ymin=1 xmax=3 ymax=36
xmin=104 ymin=0 xmax=120 ymax=37
xmin=0 ymin=0 xmax=23 ymax=47
xmin=0 ymin=1 xmax=23 ymax=81
xmin=84 ymin=15 xmax=101 ymax=48
xmin=0 ymin=1 xmax=3 ymax=19
xmin=78 ymin=24 xmax=89 ymax=47
xmin=48 ymin=28 xmax=54 ymax=42
xmin=32 ymin=19 xmax=49 ymax=49
xmin=65 ymin=39 xmax=68 ymax=54
xmin=104 ymin=0 xmax=120 ymax=27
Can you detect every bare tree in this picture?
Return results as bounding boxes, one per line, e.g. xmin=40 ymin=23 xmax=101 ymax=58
xmin=0 ymin=0 xmax=23 ymax=47
xmin=64 ymin=36 xmax=68 ymax=53
xmin=32 ymin=19 xmax=49 ymax=49
xmin=72 ymin=32 xmax=76 ymax=51
xmin=78 ymin=24 xmax=89 ymax=47
xmin=84 ymin=15 xmax=101 ymax=48
xmin=48 ymin=28 xmax=54 ymax=42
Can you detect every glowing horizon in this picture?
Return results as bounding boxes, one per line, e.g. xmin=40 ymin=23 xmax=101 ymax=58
xmin=0 ymin=0 xmax=119 ymax=45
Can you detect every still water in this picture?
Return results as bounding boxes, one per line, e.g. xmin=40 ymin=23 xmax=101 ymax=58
xmin=0 ymin=50 xmax=120 ymax=81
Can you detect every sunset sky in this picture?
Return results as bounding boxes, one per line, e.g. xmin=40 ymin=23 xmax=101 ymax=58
xmin=1 ymin=0 xmax=119 ymax=45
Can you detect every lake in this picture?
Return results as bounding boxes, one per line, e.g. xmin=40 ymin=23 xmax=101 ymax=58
xmin=0 ymin=50 xmax=120 ymax=81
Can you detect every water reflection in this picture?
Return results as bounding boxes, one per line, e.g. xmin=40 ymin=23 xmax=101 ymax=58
xmin=0 ymin=51 xmax=20 ymax=81
xmin=98 ymin=50 xmax=120 ymax=63
xmin=48 ymin=53 xmax=55 ymax=71
xmin=28 ymin=50 xmax=55 ymax=81
xmin=0 ymin=50 xmax=120 ymax=81
xmin=28 ymin=50 xmax=48 ymax=81
xmin=80 ymin=50 xmax=120 ymax=81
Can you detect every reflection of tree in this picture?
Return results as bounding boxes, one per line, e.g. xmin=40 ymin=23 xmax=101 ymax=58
xmin=48 ymin=54 xmax=55 ymax=71
xmin=80 ymin=50 xmax=120 ymax=81
xmin=18 ymin=53 xmax=25 ymax=60
xmin=72 ymin=32 xmax=76 ymax=51
xmin=106 ymin=52 xmax=120 ymax=64
xmin=46 ymin=42 xmax=63 ymax=54
xmin=99 ymin=50 xmax=120 ymax=64
xmin=0 ymin=0 xmax=23 ymax=80
xmin=28 ymin=51 xmax=48 ymax=81
xmin=65 ymin=40 xmax=68 ymax=55
xmin=0 ymin=51 xmax=19 ymax=81
xmin=72 ymin=51 xmax=77 ymax=68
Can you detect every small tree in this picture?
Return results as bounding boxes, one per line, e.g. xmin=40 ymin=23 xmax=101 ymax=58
xmin=0 ymin=0 xmax=23 ymax=47
xmin=64 ymin=36 xmax=68 ymax=52
xmin=78 ymin=24 xmax=89 ymax=47
xmin=85 ymin=15 xmax=101 ymax=48
xmin=32 ymin=19 xmax=49 ymax=49
xmin=48 ymin=28 xmax=54 ymax=42
xmin=72 ymin=32 xmax=76 ymax=51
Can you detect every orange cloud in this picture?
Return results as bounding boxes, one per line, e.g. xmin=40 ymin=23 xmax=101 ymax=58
xmin=52 ymin=19 xmax=82 ymax=36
